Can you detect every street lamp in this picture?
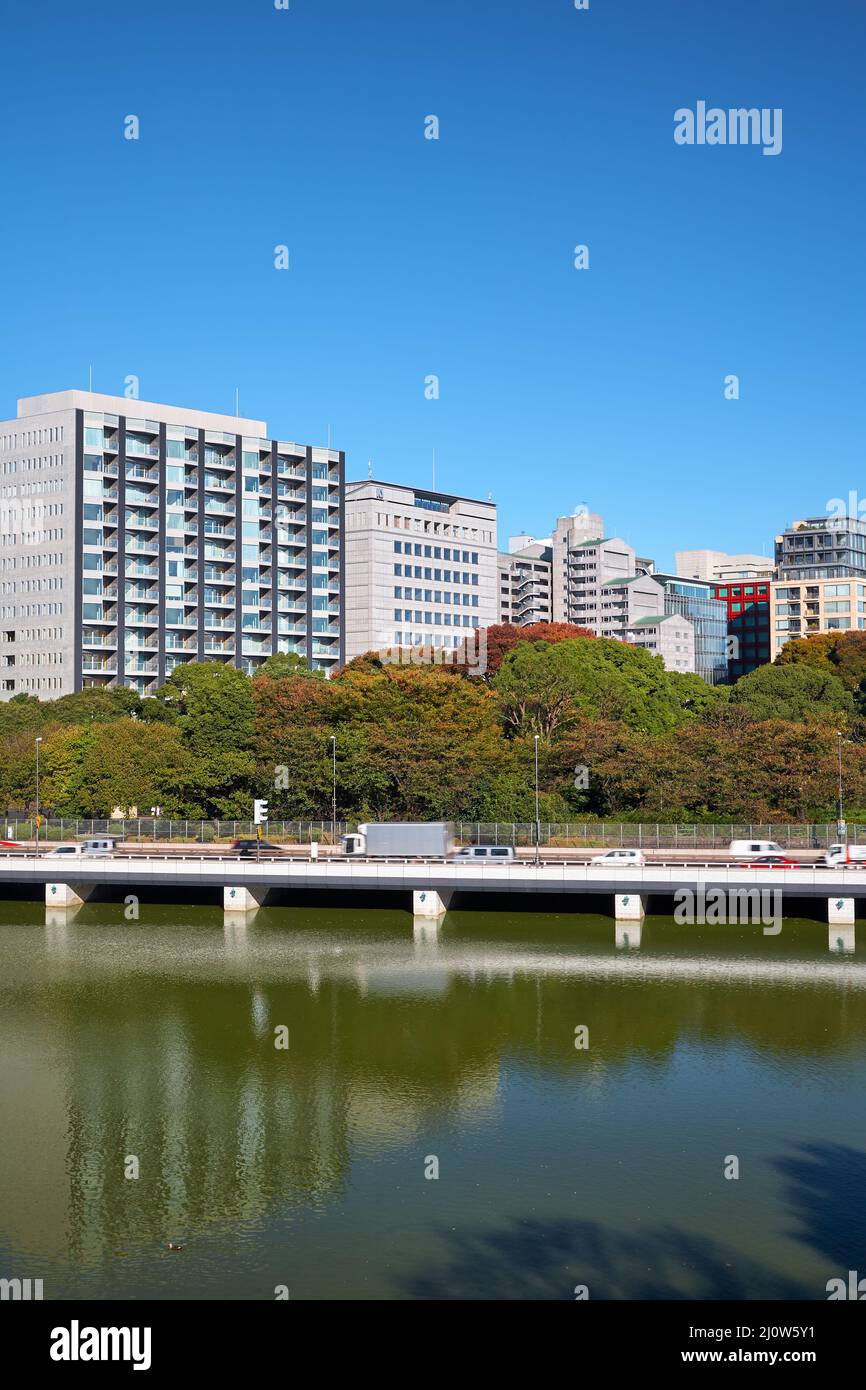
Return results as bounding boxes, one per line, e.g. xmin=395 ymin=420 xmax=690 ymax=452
xmin=330 ymin=735 xmax=337 ymax=850
xmin=35 ymin=736 xmax=43 ymax=859
xmin=836 ymin=730 xmax=846 ymax=841
xmin=534 ymin=733 xmax=540 ymax=864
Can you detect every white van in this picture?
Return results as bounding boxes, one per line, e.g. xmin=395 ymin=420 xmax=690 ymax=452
xmin=728 ymin=840 xmax=783 ymax=858
xmin=45 ymin=838 xmax=117 ymax=858
xmin=823 ymin=843 xmax=866 ymax=868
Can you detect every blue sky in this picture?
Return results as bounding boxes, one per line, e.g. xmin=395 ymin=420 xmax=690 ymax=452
xmin=1 ymin=0 xmax=863 ymax=569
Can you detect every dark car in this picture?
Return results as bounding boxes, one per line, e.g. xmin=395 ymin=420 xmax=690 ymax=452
xmin=232 ymin=838 xmax=285 ymax=858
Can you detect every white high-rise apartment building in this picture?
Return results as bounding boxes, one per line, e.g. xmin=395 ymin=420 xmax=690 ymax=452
xmin=0 ymin=389 xmax=344 ymax=699
xmin=344 ymin=480 xmax=497 ymax=660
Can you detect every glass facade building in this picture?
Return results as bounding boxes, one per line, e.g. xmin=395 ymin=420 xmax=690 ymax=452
xmin=652 ymin=574 xmax=728 ymax=684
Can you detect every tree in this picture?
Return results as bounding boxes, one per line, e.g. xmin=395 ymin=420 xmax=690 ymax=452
xmin=729 ymin=663 xmax=854 ymax=725
xmin=482 ymin=622 xmax=596 ymax=676
xmin=255 ymin=652 xmax=323 ymax=681
xmin=50 ymin=686 xmax=142 ymax=725
xmin=493 ymin=637 xmax=696 ymax=738
xmin=153 ymin=663 xmax=256 ymax=817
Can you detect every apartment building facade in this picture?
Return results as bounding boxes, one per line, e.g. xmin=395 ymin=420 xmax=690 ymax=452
xmin=0 ymin=389 xmax=344 ymax=699
xmin=775 ymin=515 xmax=866 ymax=582
xmin=344 ymin=480 xmax=497 ymax=661
xmin=771 ymin=576 xmax=866 ymax=656
xmin=550 ymin=508 xmax=606 ymax=623
xmin=497 ymin=539 xmax=553 ymax=626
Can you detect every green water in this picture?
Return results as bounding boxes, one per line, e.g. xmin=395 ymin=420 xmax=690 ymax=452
xmin=1 ymin=902 xmax=864 ymax=1300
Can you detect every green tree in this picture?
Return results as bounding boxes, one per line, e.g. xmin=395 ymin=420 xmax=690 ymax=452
xmin=729 ymin=663 xmax=854 ymax=724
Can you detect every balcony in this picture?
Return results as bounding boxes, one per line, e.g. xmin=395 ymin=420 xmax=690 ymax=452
xmin=126 ymin=441 xmax=160 ymax=459
xmin=82 ymin=657 xmax=118 ymax=673
xmin=125 ymin=562 xmax=158 ymax=579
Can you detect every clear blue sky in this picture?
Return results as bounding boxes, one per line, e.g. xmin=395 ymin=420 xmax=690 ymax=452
xmin=1 ymin=0 xmax=863 ymax=569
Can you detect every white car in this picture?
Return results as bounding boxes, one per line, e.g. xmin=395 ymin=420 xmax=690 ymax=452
xmin=590 ymin=849 xmax=645 ymax=866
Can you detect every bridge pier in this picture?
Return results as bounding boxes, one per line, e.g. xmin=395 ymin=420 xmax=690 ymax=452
xmin=412 ymin=888 xmax=451 ymax=919
xmin=414 ymin=916 xmax=442 ymax=944
xmin=828 ymin=895 xmax=855 ymax=925
xmin=615 ymin=919 xmax=642 ymax=950
xmin=829 ymin=922 xmax=856 ymax=954
xmin=45 ymin=881 xmax=93 ymax=908
xmin=614 ymin=893 xmax=646 ymax=922
xmin=224 ymin=885 xmax=267 ymax=912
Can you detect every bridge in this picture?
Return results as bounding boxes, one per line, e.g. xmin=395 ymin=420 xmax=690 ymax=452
xmin=2 ymin=853 xmax=864 ymax=951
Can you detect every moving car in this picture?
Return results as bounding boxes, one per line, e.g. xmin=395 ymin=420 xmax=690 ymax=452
xmin=453 ymin=845 xmax=516 ymax=862
xmin=232 ymin=838 xmax=286 ymax=858
xmin=590 ymin=848 xmax=645 ymax=866
xmin=735 ymin=853 xmax=799 ymax=869
xmin=44 ymin=837 xmax=118 ymax=858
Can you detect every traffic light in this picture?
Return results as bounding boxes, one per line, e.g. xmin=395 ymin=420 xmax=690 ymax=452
xmin=253 ymin=799 xmax=269 ymax=825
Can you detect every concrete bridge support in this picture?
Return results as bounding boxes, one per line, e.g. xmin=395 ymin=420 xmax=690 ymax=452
xmin=45 ymin=881 xmax=94 ymax=908
xmin=829 ymin=922 xmax=856 ymax=954
xmin=615 ymin=919 xmax=643 ymax=950
xmin=614 ymin=893 xmax=646 ymax=921
xmin=414 ymin=916 xmax=442 ymax=944
xmin=828 ymin=896 xmax=856 ymax=925
xmin=224 ymin=885 xmax=268 ymax=912
xmin=412 ymin=888 xmax=452 ymax=919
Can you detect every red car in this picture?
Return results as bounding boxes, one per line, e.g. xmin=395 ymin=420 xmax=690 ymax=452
xmin=735 ymin=854 xmax=800 ymax=869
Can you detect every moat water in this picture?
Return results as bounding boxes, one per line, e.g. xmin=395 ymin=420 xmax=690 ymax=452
xmin=1 ymin=902 xmax=864 ymax=1299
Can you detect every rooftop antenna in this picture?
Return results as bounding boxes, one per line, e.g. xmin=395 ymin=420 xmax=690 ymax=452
xmin=235 ymin=387 xmax=240 ymax=417
xmin=432 ymin=447 xmax=436 ymax=491
xmin=88 ymin=364 xmax=93 ymax=392
xmin=367 ymin=459 xmax=373 ymax=480
xmin=327 ymin=423 xmax=331 ymax=449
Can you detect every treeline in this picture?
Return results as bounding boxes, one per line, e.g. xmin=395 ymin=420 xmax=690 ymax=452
xmin=2 ymin=626 xmax=866 ymax=823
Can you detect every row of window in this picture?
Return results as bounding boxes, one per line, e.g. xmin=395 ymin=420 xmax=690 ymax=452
xmin=395 ymin=587 xmax=479 ymax=606
xmin=394 ymin=541 xmax=479 ymax=563
xmin=394 ymin=563 xmax=478 ymax=585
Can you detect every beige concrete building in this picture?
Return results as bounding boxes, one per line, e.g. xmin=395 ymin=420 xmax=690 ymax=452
xmin=551 ymin=507 xmax=605 ymax=622
xmin=771 ymin=576 xmax=866 ymax=657
xmin=675 ymin=548 xmax=774 ymax=582
xmin=344 ymin=480 xmax=497 ymax=661
xmin=625 ymin=613 xmax=696 ymax=673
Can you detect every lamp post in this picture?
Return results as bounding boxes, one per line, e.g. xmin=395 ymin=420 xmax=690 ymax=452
xmin=35 ymin=736 xmax=43 ymax=859
xmin=836 ymin=730 xmax=846 ymax=841
xmin=534 ymin=733 xmax=540 ymax=865
xmin=330 ymin=735 xmax=337 ymax=850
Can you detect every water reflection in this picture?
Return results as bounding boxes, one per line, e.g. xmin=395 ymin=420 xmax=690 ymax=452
xmin=0 ymin=903 xmax=864 ymax=1298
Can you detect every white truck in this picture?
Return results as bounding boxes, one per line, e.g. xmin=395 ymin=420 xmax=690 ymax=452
xmin=342 ymin=822 xmax=455 ymax=858
xmin=822 ymin=843 xmax=866 ymax=868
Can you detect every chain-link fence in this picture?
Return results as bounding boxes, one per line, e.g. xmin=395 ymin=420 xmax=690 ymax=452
xmin=2 ymin=818 xmax=857 ymax=848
